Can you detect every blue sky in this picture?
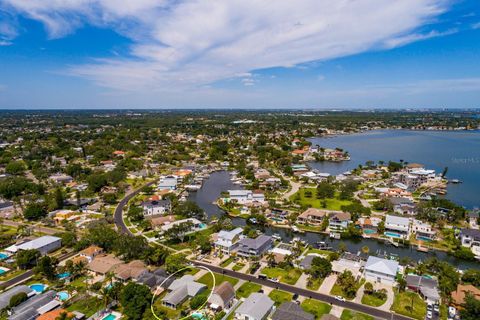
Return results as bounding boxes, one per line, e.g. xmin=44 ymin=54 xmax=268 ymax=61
xmin=0 ymin=0 xmax=480 ymax=109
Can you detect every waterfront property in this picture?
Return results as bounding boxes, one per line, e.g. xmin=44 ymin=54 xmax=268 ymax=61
xmin=297 ymin=208 xmax=327 ymax=225
xmin=384 ymin=215 xmax=410 ymax=239
xmin=214 ymin=227 xmax=244 ymax=254
xmin=158 ymin=176 xmax=178 ymax=190
xmin=227 ymin=190 xmax=266 ymax=205
xmin=363 ymin=256 xmax=399 ymax=284
xmin=411 ymin=220 xmax=436 ymax=241
xmin=406 ymin=274 xmax=440 ymax=304
xmin=236 ymin=235 xmax=273 ymax=258
xmin=160 ymin=218 xmax=205 ymax=233
xmin=328 ymin=212 xmax=351 ymax=232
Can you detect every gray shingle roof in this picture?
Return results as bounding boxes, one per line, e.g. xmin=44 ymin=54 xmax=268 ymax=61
xmin=272 ymin=302 xmax=314 ymax=320
xmin=235 ymin=293 xmax=274 ymax=320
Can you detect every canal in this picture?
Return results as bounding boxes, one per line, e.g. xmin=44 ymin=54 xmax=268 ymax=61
xmin=189 ymin=170 xmax=479 ymax=270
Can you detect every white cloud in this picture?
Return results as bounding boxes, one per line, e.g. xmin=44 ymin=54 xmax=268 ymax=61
xmin=2 ymin=0 xmax=450 ymax=91
xmin=383 ymin=28 xmax=458 ymax=48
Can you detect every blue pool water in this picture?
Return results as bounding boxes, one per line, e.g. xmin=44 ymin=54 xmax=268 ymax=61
xmin=30 ymin=284 xmax=46 ymax=293
xmin=363 ymin=229 xmax=376 ymax=234
xmin=57 ymin=291 xmax=70 ymax=301
xmin=0 ymin=253 xmax=8 ymax=260
xmin=417 ymin=236 xmax=433 ymax=242
xmin=384 ymin=232 xmax=402 ymax=239
xmin=191 ymin=312 xmax=207 ymax=320
xmin=57 ymin=272 xmax=71 ymax=279
xmin=102 ymin=314 xmax=116 ymax=320
xmin=0 ymin=269 xmax=6 ymax=275
xmin=199 ymin=223 xmax=207 ymax=229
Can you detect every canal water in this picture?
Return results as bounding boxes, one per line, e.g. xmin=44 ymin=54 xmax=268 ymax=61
xmin=308 ymin=130 xmax=480 ymax=209
xmin=189 ymin=171 xmax=480 ymax=270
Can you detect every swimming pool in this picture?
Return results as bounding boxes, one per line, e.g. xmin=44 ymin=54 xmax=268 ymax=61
xmin=0 ymin=253 xmax=9 ymax=260
xmin=0 ymin=268 xmax=7 ymax=275
xmin=191 ymin=312 xmax=207 ymax=320
xmin=29 ymin=284 xmax=46 ymax=293
xmin=102 ymin=314 xmax=117 ymax=320
xmin=57 ymin=291 xmax=70 ymax=301
xmin=199 ymin=223 xmax=207 ymax=229
xmin=57 ymin=272 xmax=71 ymax=279
xmin=384 ymin=231 xmax=402 ymax=238
xmin=363 ymin=229 xmax=376 ymax=234
xmin=417 ymin=236 xmax=433 ymax=242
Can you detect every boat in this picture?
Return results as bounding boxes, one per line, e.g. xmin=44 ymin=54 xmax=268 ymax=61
xmin=449 ymin=179 xmax=462 ymax=184
xmin=315 ymin=241 xmax=333 ymax=250
xmin=329 ymin=232 xmax=341 ymax=240
xmin=271 ymin=234 xmax=282 ymax=241
xmin=417 ymin=245 xmax=429 ymax=253
xmin=291 ymin=226 xmax=305 ymax=233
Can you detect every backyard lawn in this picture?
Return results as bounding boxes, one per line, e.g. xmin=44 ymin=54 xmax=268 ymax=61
xmin=198 ymin=272 xmax=239 ymax=289
xmin=341 ymin=309 xmax=374 ymax=320
xmin=301 ymin=299 xmax=332 ymax=319
xmin=268 ymin=290 xmax=293 ymax=306
xmin=306 ymin=277 xmax=324 ymax=291
xmin=236 ymin=282 xmax=262 ymax=298
xmin=290 ymin=188 xmax=353 ymax=211
xmin=390 ymin=290 xmax=427 ymax=320
xmin=232 ymin=263 xmax=245 ymax=271
xmin=261 ymin=267 xmax=302 ymax=285
xmin=66 ymin=296 xmax=103 ymax=318
xmin=220 ymin=257 xmax=235 ymax=268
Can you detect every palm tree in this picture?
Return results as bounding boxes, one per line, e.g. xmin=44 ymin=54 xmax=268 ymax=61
xmin=265 ymin=252 xmax=276 ymax=267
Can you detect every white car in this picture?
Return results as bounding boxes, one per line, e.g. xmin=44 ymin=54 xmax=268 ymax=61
xmin=448 ymin=306 xmax=456 ymax=317
xmin=270 ymin=277 xmax=279 ymax=283
xmin=426 ymin=311 xmax=433 ymax=319
xmin=335 ymin=296 xmax=346 ymax=302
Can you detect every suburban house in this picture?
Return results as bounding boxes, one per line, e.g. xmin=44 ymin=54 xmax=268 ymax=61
xmin=331 ymin=253 xmax=365 ymax=278
xmin=357 ymin=217 xmax=381 ymax=235
xmin=113 ymin=260 xmax=148 ymax=281
xmin=459 ymin=228 xmax=480 ymax=248
xmin=228 ymin=190 xmax=266 ymax=205
xmin=136 ymin=268 xmax=173 ymax=291
xmin=48 ymin=174 xmax=74 ymax=184
xmin=364 ymin=256 xmax=399 ymax=284
xmin=390 ymin=197 xmax=416 ymax=215
xmin=78 ymin=245 xmax=103 ymax=263
xmin=50 ymin=209 xmax=78 ymax=225
xmin=87 ymin=254 xmax=123 ymax=275
xmin=7 ymin=236 xmax=62 ymax=255
xmin=411 ymin=220 xmax=436 ymax=241
xmin=328 ymin=212 xmax=351 ymax=232
xmin=271 ymin=301 xmax=314 ymax=320
xmin=160 ymin=218 xmax=205 ymax=233
xmin=9 ymin=290 xmax=60 ymax=320
xmin=384 ymin=215 xmax=411 ymax=239
xmin=208 ymin=281 xmax=236 ymax=310
xmin=141 ymin=199 xmax=171 ymax=217
xmin=406 ymin=274 xmax=441 ymax=304
xmin=297 ymin=208 xmax=327 ymax=225
xmin=158 ymin=176 xmax=178 ymax=190
xmin=236 ymin=235 xmax=273 ymax=258
xmin=214 ymin=228 xmax=244 ymax=254
xmin=451 ymin=284 xmax=480 ymax=307
xmin=162 ymin=275 xmax=207 ymax=309
xmin=468 ymin=211 xmax=479 ymax=229
xmin=0 ymin=200 xmax=15 ymax=218
xmin=0 ymin=285 xmax=35 ymax=311
xmin=234 ymin=293 xmax=274 ymax=320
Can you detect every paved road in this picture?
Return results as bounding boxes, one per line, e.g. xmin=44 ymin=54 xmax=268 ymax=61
xmin=2 ymin=220 xmax=61 ymax=235
xmin=0 ymin=251 xmax=77 ymax=291
xmin=193 ymin=261 xmax=412 ymax=320
xmin=113 ymin=180 xmax=156 ymax=235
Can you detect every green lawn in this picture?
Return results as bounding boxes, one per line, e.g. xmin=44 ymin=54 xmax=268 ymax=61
xmin=268 ymin=290 xmax=293 ymax=306
xmin=301 ymin=299 xmax=332 ymax=319
xmin=306 ymin=277 xmax=324 ymax=291
xmin=261 ymin=267 xmax=302 ymax=285
xmin=236 ymin=282 xmax=262 ymax=298
xmin=220 ymin=257 xmax=235 ymax=268
xmin=66 ymin=296 xmax=103 ymax=318
xmin=390 ymin=290 xmax=427 ymax=320
xmin=341 ymin=309 xmax=374 ymax=320
xmin=185 ymin=267 xmax=200 ymax=275
xmin=290 ymin=188 xmax=353 ymax=210
xmin=361 ymin=293 xmax=387 ymax=307
xmin=232 ymin=263 xmax=245 ymax=271
xmin=197 ymin=272 xmax=239 ymax=289
xmin=330 ymin=279 xmax=365 ymax=300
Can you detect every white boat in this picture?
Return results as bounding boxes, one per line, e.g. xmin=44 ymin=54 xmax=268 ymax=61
xmin=271 ymin=234 xmax=282 ymax=241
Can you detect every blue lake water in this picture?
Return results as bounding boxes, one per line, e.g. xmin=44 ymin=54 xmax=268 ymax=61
xmin=308 ymin=130 xmax=480 ymax=209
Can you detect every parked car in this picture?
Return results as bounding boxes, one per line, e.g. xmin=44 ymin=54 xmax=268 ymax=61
xmin=270 ymin=277 xmax=279 ymax=283
xmin=426 ymin=311 xmax=433 ymax=319
xmin=448 ymin=306 xmax=456 ymax=318
xmin=434 ymin=304 xmax=439 ymax=313
xmin=335 ymin=296 xmax=345 ymax=302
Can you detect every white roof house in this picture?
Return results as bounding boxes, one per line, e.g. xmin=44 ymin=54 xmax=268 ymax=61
xmin=215 ymin=228 xmax=244 ymax=253
xmin=9 ymin=236 xmax=62 ymax=255
xmin=235 ymin=293 xmax=274 ymax=320
xmin=364 ymin=256 xmax=399 ymax=284
xmin=385 ymin=215 xmax=410 ymax=233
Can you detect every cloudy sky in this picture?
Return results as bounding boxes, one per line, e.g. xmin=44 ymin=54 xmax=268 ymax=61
xmin=0 ymin=0 xmax=479 ymax=109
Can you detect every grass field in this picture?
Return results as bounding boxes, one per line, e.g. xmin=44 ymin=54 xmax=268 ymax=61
xmin=197 ymin=272 xmax=239 ymax=289
xmin=268 ymin=289 xmax=293 ymax=306
xmin=66 ymin=296 xmax=103 ymax=318
xmin=220 ymin=257 xmax=234 ymax=268
xmin=330 ymin=279 xmax=365 ymax=300
xmin=301 ymin=299 xmax=332 ymax=319
xmin=290 ymin=188 xmax=353 ymax=211
xmin=306 ymin=277 xmax=324 ymax=291
xmin=232 ymin=262 xmax=245 ymax=271
xmin=390 ymin=290 xmax=427 ymax=320
xmin=361 ymin=293 xmax=386 ymax=307
xmin=236 ymin=282 xmax=262 ymax=298
xmin=261 ymin=267 xmax=302 ymax=285
xmin=341 ymin=309 xmax=374 ymax=320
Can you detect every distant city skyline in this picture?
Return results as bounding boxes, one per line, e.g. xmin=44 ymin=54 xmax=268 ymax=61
xmin=1 ymin=0 xmax=480 ymax=109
